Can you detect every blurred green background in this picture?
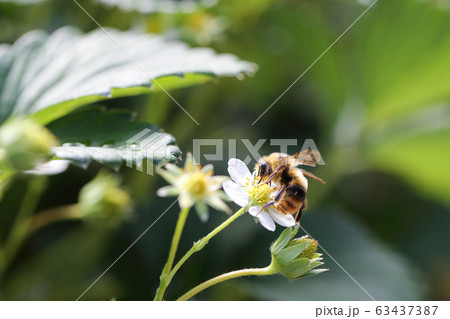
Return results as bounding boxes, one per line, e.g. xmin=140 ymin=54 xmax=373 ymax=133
xmin=0 ymin=0 xmax=449 ymax=300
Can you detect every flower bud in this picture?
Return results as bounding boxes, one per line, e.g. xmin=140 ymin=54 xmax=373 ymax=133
xmin=79 ymin=171 xmax=131 ymax=224
xmin=0 ymin=118 xmax=57 ymax=171
xmin=270 ymin=226 xmax=327 ymax=280
xmin=286 ymin=236 xmax=319 ymax=259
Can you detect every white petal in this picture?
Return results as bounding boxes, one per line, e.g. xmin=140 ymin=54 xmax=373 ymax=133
xmin=184 ymin=152 xmax=194 ymax=170
xmin=255 ymin=210 xmax=276 ymax=231
xmin=208 ymin=176 xmax=229 ymax=191
xmin=24 ymin=160 xmax=70 ymax=175
xmin=270 ymin=181 xmax=281 ymax=192
xmin=178 ymin=194 xmax=194 ymax=209
xmin=227 ymin=158 xmax=251 ymax=185
xmin=206 ymin=195 xmax=232 ymax=214
xmin=158 ymin=169 xmax=179 ymax=185
xmin=164 ymin=163 xmax=182 ymax=176
xmin=209 ymin=183 xmax=221 ymax=192
xmin=268 ymin=208 xmax=296 ymax=227
xmin=223 ymin=180 xmax=249 ymax=207
xmin=248 ymin=206 xmax=262 ymax=217
xmin=201 ymin=164 xmax=214 ymax=174
xmin=156 ymin=186 xmax=179 ymax=197
xmin=215 ymin=190 xmax=230 ymax=201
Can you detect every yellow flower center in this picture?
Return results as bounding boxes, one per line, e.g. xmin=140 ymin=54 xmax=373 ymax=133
xmin=247 ymin=182 xmax=272 ymax=206
xmin=182 ymin=172 xmax=208 ymax=199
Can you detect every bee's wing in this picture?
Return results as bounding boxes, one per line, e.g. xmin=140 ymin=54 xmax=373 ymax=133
xmin=286 ymin=149 xmax=322 ymax=167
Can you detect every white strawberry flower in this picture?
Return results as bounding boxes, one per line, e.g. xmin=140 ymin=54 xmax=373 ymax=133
xmin=157 ymin=153 xmax=231 ymax=222
xmin=222 ymin=158 xmax=296 ymax=231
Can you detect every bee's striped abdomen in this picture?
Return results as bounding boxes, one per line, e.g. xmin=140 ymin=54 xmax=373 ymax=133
xmin=275 ymin=184 xmax=306 ymax=215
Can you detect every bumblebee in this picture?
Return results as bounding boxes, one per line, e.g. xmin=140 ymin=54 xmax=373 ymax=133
xmin=255 ymin=149 xmax=325 ymax=223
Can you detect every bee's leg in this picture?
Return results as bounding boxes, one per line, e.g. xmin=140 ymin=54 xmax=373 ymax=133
xmin=254 ymin=202 xmax=272 ymax=216
xmin=263 ymin=164 xmax=287 ymax=184
xmin=262 ymin=201 xmax=275 ymax=209
xmin=294 ymin=208 xmax=303 ymax=223
xmin=256 ymin=165 xmax=262 ymax=182
xmin=300 ymin=169 xmax=326 ymax=184
xmin=255 ymin=187 xmax=284 ymax=216
xmin=294 ymin=199 xmax=307 ymax=223
xmin=255 ymin=200 xmax=276 ymax=216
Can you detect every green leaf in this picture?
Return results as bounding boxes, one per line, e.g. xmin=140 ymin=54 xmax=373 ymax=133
xmin=0 ymin=26 xmax=256 ymax=125
xmin=368 ymin=127 xmax=450 ymax=205
xmin=95 ymin=0 xmax=215 ymax=14
xmin=0 ymin=0 xmax=45 ymax=4
xmin=47 ymin=107 xmax=155 ymax=146
xmin=355 ymin=0 xmax=450 ymax=124
xmin=47 ymin=107 xmax=181 ymax=169
xmin=330 ymin=0 xmax=450 ymax=205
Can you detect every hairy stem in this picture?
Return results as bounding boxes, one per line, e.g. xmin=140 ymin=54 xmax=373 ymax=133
xmin=177 ymin=265 xmax=276 ymax=301
xmin=154 ymin=207 xmax=190 ymax=301
xmin=0 ymin=177 xmax=46 ymax=280
xmin=156 ymin=207 xmax=246 ymax=300
xmin=29 ymin=204 xmax=83 ymax=234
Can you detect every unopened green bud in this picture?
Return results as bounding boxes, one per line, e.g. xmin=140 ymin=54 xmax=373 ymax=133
xmin=286 ymin=236 xmax=319 ymax=259
xmin=79 ymin=172 xmax=131 ymax=224
xmin=270 ymin=226 xmax=327 ymax=280
xmin=0 ymin=118 xmax=57 ymax=171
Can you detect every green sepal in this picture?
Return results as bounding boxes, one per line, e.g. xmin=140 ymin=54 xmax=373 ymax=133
xmin=195 ymin=201 xmax=209 ymax=223
xmin=158 ymin=169 xmax=179 ymax=185
xmin=274 ymin=241 xmax=309 ymax=265
xmin=270 ymin=225 xmax=299 ymax=254
xmin=283 ymin=258 xmax=311 ymax=279
xmin=300 ymin=268 xmax=329 ymax=279
xmin=306 ymin=260 xmax=324 ymax=270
